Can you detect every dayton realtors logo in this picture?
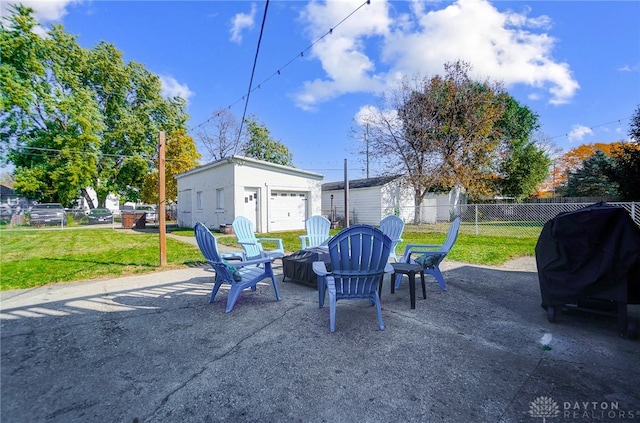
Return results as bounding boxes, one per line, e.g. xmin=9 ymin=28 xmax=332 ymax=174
xmin=529 ymin=396 xmax=639 ymax=420
xmin=529 ymin=396 xmax=560 ymax=422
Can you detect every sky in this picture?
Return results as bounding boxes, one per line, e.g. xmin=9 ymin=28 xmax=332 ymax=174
xmin=3 ymin=0 xmax=640 ymax=182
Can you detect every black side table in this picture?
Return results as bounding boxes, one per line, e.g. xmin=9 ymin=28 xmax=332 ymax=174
xmin=388 ymin=262 xmax=426 ymax=309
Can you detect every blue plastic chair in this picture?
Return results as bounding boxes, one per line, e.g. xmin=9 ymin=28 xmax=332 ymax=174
xmin=194 ymin=222 xmax=281 ymax=312
xmin=232 ymin=216 xmax=285 ymax=260
xmin=379 ymin=215 xmax=404 ymax=262
xmin=312 ymin=224 xmax=393 ymax=332
xmin=300 ymin=215 xmax=331 ymax=249
xmin=396 ymin=216 xmax=461 ymax=292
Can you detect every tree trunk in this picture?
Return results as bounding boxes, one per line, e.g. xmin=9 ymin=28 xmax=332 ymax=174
xmin=80 ymin=188 xmax=95 ymax=209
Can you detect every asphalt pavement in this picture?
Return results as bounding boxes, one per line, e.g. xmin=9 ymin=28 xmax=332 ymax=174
xmin=2 ymin=239 xmax=639 ymax=422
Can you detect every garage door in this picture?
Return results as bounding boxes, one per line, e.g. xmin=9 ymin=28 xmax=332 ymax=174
xmin=269 ymin=191 xmax=307 ymax=231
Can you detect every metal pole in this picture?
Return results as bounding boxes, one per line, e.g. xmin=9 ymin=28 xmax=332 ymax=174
xmin=344 ymin=159 xmax=349 ymax=227
xmin=159 ymin=131 xmax=167 ymax=267
xmin=475 ymin=204 xmax=478 ymax=236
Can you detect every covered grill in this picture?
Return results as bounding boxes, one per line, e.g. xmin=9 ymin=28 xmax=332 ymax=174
xmin=535 ymin=202 xmax=640 ymax=338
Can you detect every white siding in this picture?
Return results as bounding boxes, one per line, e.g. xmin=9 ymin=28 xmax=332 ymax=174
xmin=176 ymin=156 xmax=323 ymax=231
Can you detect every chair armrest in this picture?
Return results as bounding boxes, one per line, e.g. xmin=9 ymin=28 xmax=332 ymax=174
xmin=401 ymin=244 xmax=444 ymax=262
xmin=226 ymin=256 xmax=271 ymax=268
xmin=299 ymin=235 xmax=309 ymax=249
xmin=257 ymin=237 xmax=284 ymax=251
xmin=404 ymin=243 xmax=441 ymax=251
xmin=312 ymin=261 xmax=330 ymax=276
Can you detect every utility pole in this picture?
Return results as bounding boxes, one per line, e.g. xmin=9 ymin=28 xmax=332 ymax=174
xmin=159 ymin=131 xmax=167 ymax=267
xmin=344 ymin=159 xmax=349 ymax=227
xmin=365 ymin=123 xmax=369 ymax=179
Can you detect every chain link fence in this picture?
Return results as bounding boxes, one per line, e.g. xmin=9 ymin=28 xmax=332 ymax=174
xmin=324 ymin=202 xmax=639 ymax=238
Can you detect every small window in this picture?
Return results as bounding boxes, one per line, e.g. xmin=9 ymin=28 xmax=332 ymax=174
xmin=196 ymin=191 xmax=203 ymax=210
xmin=216 ymin=188 xmax=224 ymax=209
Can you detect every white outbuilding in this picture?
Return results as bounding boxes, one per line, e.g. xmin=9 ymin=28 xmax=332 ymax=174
xmin=175 ymin=156 xmax=323 ymax=232
xmin=321 ymin=175 xmax=466 ymax=225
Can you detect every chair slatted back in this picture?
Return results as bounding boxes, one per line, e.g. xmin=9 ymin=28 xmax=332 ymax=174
xmin=380 ymin=215 xmax=405 ymax=260
xmin=194 ymin=222 xmax=235 ymax=282
xmin=232 ymin=216 xmax=263 ymax=258
xmin=442 ymin=216 xmax=461 ymax=253
xmin=328 ymin=224 xmax=391 ymax=299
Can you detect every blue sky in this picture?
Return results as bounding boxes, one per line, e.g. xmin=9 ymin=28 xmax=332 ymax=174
xmin=4 ymin=0 xmax=640 ymax=182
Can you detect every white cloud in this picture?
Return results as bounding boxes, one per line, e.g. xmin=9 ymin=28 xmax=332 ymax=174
xmin=296 ymin=0 xmax=580 ymax=109
xmin=618 ymin=63 xmax=640 ymax=72
xmin=293 ymin=0 xmax=392 ymax=110
xmin=567 ymin=125 xmax=594 ymax=142
xmin=160 ymin=75 xmax=194 ymax=102
xmin=229 ymin=3 xmax=256 ymax=44
xmin=1 ymin=0 xmax=82 ymax=36
xmin=1 ymin=0 xmax=82 ymax=22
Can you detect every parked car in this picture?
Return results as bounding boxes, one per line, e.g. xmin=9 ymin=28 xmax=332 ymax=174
xmin=29 ymin=203 xmax=67 ymax=226
xmin=87 ymin=208 xmax=113 ymax=224
xmin=135 ymin=205 xmax=157 ymax=222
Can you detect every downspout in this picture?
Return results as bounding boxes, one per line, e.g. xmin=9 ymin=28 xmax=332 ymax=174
xmin=264 ymin=183 xmax=269 ymax=233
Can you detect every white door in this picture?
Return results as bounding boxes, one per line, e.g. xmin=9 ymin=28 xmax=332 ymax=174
xmin=269 ymin=191 xmax=307 ymax=231
xmin=243 ymin=189 xmax=259 ymax=230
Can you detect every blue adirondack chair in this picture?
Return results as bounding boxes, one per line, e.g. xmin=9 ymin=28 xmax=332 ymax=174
xmin=232 ymin=216 xmax=285 ymax=260
xmin=194 ymin=222 xmax=281 ymax=312
xmin=312 ymin=224 xmax=393 ymax=332
xmin=380 ymin=215 xmax=404 ymax=262
xmin=396 ymin=216 xmax=461 ymax=292
xmin=300 ymin=215 xmax=331 ymax=249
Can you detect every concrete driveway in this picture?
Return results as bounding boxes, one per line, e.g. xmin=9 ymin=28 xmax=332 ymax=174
xmin=1 ymin=258 xmax=639 ymax=422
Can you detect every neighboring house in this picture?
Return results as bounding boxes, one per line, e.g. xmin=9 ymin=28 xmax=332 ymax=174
xmin=175 ymin=156 xmax=323 ymax=232
xmin=0 ymin=185 xmax=19 ymax=207
xmin=0 ymin=184 xmax=32 ymax=211
xmin=322 ymin=175 xmax=466 ymax=225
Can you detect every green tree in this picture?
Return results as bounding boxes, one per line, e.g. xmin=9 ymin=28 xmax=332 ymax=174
xmin=242 ymin=117 xmax=293 ymax=166
xmin=610 ymin=105 xmax=640 ymax=200
xmin=564 ymin=150 xmax=619 ymax=197
xmin=140 ymin=129 xmax=201 ymax=204
xmin=495 ymin=96 xmax=550 ymax=199
xmin=611 ymin=143 xmax=640 ymax=200
xmin=359 ymin=61 xmax=539 ymax=222
xmin=0 ymin=6 xmax=188 ymax=207
xmin=629 ymin=104 xmax=640 ymax=142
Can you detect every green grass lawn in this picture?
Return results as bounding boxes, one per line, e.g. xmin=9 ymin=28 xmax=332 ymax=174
xmin=0 ymin=229 xmax=205 ymax=290
xmin=1 ymin=226 xmax=537 ymax=291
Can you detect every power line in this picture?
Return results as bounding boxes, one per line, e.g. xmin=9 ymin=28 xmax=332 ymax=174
xmin=235 ymin=0 xmax=270 ymax=145
xmin=191 ymin=0 xmax=372 ymax=132
xmin=548 ymin=117 xmax=630 ymax=141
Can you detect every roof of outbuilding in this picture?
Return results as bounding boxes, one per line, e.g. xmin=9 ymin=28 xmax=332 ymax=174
xmin=322 ymin=175 xmax=402 ymax=191
xmin=175 ymin=155 xmax=323 ymax=180
xmin=0 ymin=185 xmax=15 ymax=196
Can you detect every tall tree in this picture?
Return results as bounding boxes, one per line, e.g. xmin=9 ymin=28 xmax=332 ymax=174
xmin=629 ymin=104 xmax=640 ymax=142
xmin=1 ymin=6 xmax=103 ymax=205
xmin=564 ymin=150 xmax=618 ymax=197
xmin=242 ymin=117 xmax=293 ymax=166
xmin=549 ymin=142 xmax=623 ymax=194
xmin=358 ymin=61 xmax=539 ymax=222
xmin=610 ymin=105 xmax=640 ymax=200
xmin=195 ymin=109 xmax=243 ymax=162
xmin=494 ymin=96 xmax=550 ymax=199
xmin=0 ymin=6 xmax=188 ymax=207
xmin=140 ymin=129 xmax=201 ymax=204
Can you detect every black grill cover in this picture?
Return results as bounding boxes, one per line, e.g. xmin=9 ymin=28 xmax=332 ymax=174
xmin=536 ymin=202 xmax=640 ymax=307
xmin=282 ymin=248 xmax=330 ymax=288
